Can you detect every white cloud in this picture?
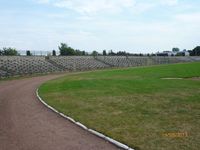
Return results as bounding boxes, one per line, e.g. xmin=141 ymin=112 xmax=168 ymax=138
xmin=77 ymin=16 xmax=93 ymax=21
xmin=35 ymin=0 xmax=180 ymax=16
xmin=160 ymin=0 xmax=178 ymax=6
xmin=2 ymin=0 xmax=199 ymax=52
xmin=131 ymin=2 xmax=155 ymax=14
xmin=46 ymin=13 xmax=72 ymax=19
xmin=53 ymin=0 xmax=136 ymax=15
xmin=175 ymin=12 xmax=200 ymax=23
xmin=36 ymin=0 xmax=50 ymax=4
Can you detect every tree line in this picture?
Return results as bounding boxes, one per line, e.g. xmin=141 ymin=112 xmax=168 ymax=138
xmin=188 ymin=46 xmax=200 ymax=56
xmin=0 ymin=44 xmax=200 ymax=56
xmin=58 ymin=43 xmax=87 ymax=56
xmin=0 ymin=47 xmax=19 ymax=56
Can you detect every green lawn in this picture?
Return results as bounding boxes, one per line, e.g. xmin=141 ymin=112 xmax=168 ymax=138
xmin=39 ymin=62 xmax=200 ymax=150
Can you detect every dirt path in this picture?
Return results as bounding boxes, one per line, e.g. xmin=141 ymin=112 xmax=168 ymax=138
xmin=0 ymin=74 xmax=120 ymax=150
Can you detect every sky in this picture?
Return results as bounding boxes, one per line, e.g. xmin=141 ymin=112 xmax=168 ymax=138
xmin=0 ymin=0 xmax=200 ymax=53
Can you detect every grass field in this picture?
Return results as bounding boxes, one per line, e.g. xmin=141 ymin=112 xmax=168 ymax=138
xmin=39 ymin=62 xmax=200 ymax=150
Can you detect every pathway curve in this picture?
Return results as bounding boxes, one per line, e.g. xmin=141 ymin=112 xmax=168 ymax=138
xmin=0 ymin=74 xmax=120 ymax=150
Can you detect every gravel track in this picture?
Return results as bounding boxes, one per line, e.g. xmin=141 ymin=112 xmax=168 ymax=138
xmin=0 ymin=74 xmax=119 ymax=150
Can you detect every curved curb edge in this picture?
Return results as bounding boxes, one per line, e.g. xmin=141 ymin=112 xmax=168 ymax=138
xmin=36 ymin=89 xmax=135 ymax=150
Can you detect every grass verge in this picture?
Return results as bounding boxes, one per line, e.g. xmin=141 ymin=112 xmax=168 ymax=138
xmin=39 ymin=62 xmax=200 ymax=150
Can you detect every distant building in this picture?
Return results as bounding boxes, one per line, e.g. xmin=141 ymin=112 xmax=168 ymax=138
xmin=156 ymin=51 xmax=175 ymax=56
xmin=176 ymin=51 xmax=190 ymax=56
xmin=156 ymin=50 xmax=190 ymax=56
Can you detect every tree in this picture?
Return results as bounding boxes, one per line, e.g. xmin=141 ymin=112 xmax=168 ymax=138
xmin=59 ymin=43 xmax=75 ymax=56
xmin=172 ymin=47 xmax=180 ymax=52
xmin=193 ymin=46 xmax=200 ymax=56
xmin=52 ymin=50 xmax=56 ymax=56
xmin=1 ymin=47 xmax=19 ymax=56
xmin=103 ymin=50 xmax=107 ymax=56
xmin=189 ymin=46 xmax=200 ymax=56
xmin=108 ymin=50 xmax=115 ymax=56
xmin=26 ymin=50 xmax=32 ymax=56
xmin=139 ymin=53 xmax=143 ymax=56
xmin=116 ymin=51 xmax=127 ymax=56
xmin=92 ymin=51 xmax=98 ymax=56
xmin=75 ymin=49 xmax=84 ymax=56
xmin=82 ymin=51 xmax=86 ymax=56
xmin=176 ymin=52 xmax=184 ymax=56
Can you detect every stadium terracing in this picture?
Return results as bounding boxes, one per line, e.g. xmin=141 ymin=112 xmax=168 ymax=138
xmin=0 ymin=56 xmax=200 ymax=78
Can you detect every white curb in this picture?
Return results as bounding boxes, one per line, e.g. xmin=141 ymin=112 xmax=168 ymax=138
xmin=76 ymin=122 xmax=88 ymax=130
xmin=88 ymin=129 xmax=106 ymax=139
xmin=105 ymin=137 xmax=129 ymax=150
xmin=36 ymin=88 xmax=135 ymax=150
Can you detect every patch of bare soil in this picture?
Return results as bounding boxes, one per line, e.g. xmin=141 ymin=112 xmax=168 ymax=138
xmin=161 ymin=77 xmax=200 ymax=81
xmin=161 ymin=78 xmax=183 ymax=80
xmin=187 ymin=77 xmax=200 ymax=80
